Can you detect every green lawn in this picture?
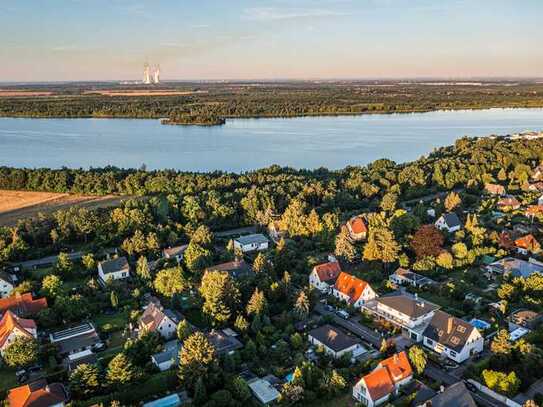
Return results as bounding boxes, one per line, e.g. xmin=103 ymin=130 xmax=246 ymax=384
xmin=0 ymin=368 xmax=17 ymax=393
xmin=94 ymin=310 xmax=129 ymax=333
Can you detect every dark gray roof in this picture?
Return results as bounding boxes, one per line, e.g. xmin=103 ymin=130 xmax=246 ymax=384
xmin=208 ymin=260 xmax=253 ymax=279
xmin=423 ymin=310 xmax=476 ymax=352
xmin=376 ymin=294 xmax=439 ymax=319
xmin=164 ymin=309 xmax=183 ymax=324
xmin=308 ymin=324 xmax=360 ymax=352
xmin=428 ymin=382 xmax=476 ymax=407
xmin=235 ymin=234 xmax=269 ymax=246
xmin=65 ymin=351 xmax=98 ymax=371
xmin=56 ymin=331 xmax=101 ymax=354
xmin=441 ymin=212 xmax=461 ymax=228
xmin=99 ymin=256 xmax=129 ymax=274
xmin=152 ymin=340 xmax=181 ymax=364
xmin=207 ymin=330 xmax=243 ymax=355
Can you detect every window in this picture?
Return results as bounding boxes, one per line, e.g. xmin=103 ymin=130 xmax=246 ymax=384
xmin=450 ymin=350 xmax=457 ymax=357
xmin=450 ymin=336 xmax=460 ymax=345
xmin=438 ymin=330 xmax=444 ymax=337
xmin=457 ymin=326 xmax=466 ymax=333
xmin=426 ymin=338 xmax=433 ymax=345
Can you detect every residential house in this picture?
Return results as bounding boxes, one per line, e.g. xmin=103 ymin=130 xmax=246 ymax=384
xmin=514 ymin=234 xmax=540 ymax=255
xmin=151 ymin=339 xmax=181 ymax=371
xmin=417 ymin=381 xmax=476 ymax=407
xmin=539 ymin=194 xmax=543 ymax=206
xmin=143 ymin=393 xmax=189 ymax=407
xmin=138 ymin=301 xmax=183 ymax=340
xmin=509 ymin=310 xmax=543 ymax=330
xmin=64 ymin=349 xmax=98 ymax=372
xmin=207 ymin=259 xmax=254 ymax=279
xmin=484 ymin=183 xmax=505 ymax=196
xmin=389 ymin=268 xmax=435 ymax=289
xmin=0 ymin=272 xmax=17 ymax=298
xmin=7 ymin=380 xmax=69 ymax=407
xmin=98 ymin=256 xmax=130 ymax=284
xmin=162 ymin=245 xmax=189 ymax=264
xmin=49 ymin=322 xmax=102 ymax=357
xmin=533 ymin=164 xmax=543 ymax=181
xmin=362 ymin=293 xmax=439 ymax=342
xmin=233 ymin=234 xmax=270 ymax=253
xmin=247 ymin=377 xmax=281 ymax=405
xmin=435 ymin=213 xmax=462 ymax=233
xmin=485 ymin=257 xmax=543 ymax=278
xmin=0 ymin=292 xmax=48 ymax=317
xmin=422 ymin=310 xmax=483 ymax=363
xmin=309 ymin=261 xmax=342 ymax=293
xmin=332 ymin=272 xmax=377 ymax=308
xmin=207 ymin=329 xmax=243 ymax=355
xmin=528 ymin=182 xmax=543 ymax=192
xmin=526 ymin=205 xmax=543 ymax=218
xmin=0 ymin=310 xmax=37 ymax=354
xmin=308 ymin=324 xmax=365 ymax=359
xmin=352 ymin=351 xmax=413 ymax=407
xmin=497 ymin=196 xmax=521 ymax=210
xmin=346 ymin=215 xmax=368 ymax=241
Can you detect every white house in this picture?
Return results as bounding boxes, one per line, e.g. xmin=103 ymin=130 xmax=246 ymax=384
xmin=353 ymin=351 xmax=413 ymax=407
xmin=0 ymin=272 xmax=17 ymax=298
xmin=162 ymin=245 xmax=189 ymax=263
xmin=233 ymin=234 xmax=270 ymax=253
xmin=539 ymin=194 xmax=543 ymax=206
xmin=309 ymin=261 xmax=342 ymax=293
xmin=435 ymin=213 xmax=462 ymax=233
xmin=346 ymin=215 xmax=368 ymax=241
xmin=389 ymin=268 xmax=435 ymax=289
xmin=308 ymin=324 xmax=364 ymax=359
xmin=0 ymin=310 xmax=37 ymax=354
xmin=332 ymin=272 xmax=377 ymax=309
xmin=248 ymin=377 xmax=281 ymax=405
xmin=422 ymin=310 xmax=483 ymax=363
xmin=138 ymin=301 xmax=183 ymax=340
xmin=98 ymin=256 xmax=130 ymax=284
xmin=151 ymin=339 xmax=181 ymax=371
xmin=362 ymin=293 xmax=439 ymax=342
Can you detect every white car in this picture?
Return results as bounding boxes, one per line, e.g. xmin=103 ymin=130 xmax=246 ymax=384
xmin=336 ymin=310 xmax=350 ymax=319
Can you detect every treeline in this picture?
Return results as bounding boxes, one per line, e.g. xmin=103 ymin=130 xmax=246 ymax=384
xmin=1 ymin=82 xmax=543 ymax=120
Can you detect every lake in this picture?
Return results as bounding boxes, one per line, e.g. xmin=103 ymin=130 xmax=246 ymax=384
xmin=1 ymin=108 xmax=542 ymax=172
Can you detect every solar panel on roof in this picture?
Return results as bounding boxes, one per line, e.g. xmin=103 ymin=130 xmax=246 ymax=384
xmin=51 ymin=322 xmax=94 ymax=341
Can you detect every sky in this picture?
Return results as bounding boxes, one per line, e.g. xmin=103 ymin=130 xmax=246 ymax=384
xmin=1 ymin=0 xmax=542 ymax=81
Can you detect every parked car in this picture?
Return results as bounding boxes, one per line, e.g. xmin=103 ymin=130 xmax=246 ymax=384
xmin=324 ymin=304 xmax=335 ymax=312
xmin=336 ymin=310 xmax=350 ymax=319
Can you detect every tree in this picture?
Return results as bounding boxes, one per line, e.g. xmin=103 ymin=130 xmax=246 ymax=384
xmin=154 ymin=267 xmax=188 ymax=298
xmin=335 ymin=227 xmax=357 ymax=263
xmin=436 ymin=251 xmax=453 ymax=269
xmin=82 ymin=253 xmax=95 ymax=271
xmin=69 ymin=363 xmax=100 ymax=397
xmin=328 ymin=370 xmax=346 ymax=395
xmin=253 ymin=252 xmax=268 ymax=273
xmin=491 ymin=329 xmax=512 ymax=355
xmin=444 ymin=192 xmax=461 ymax=211
xmin=177 ymin=319 xmax=193 ymax=341
xmin=230 ymin=376 xmax=251 ymax=402
xmin=41 ymin=274 xmax=63 ymax=298
xmin=136 ymin=256 xmax=151 ymax=281
xmin=482 ymin=369 xmax=520 ymax=396
xmin=2 ymin=336 xmax=38 ymax=367
xmin=106 ymin=353 xmax=137 ymax=386
xmin=408 ymin=346 xmax=427 ymax=374
xmin=246 ymin=288 xmax=267 ymax=316
xmin=55 ymin=252 xmax=73 ymax=275
xmin=452 ymin=242 xmax=468 ymax=259
xmin=363 ymin=227 xmax=400 ymax=266
xmin=380 ymin=192 xmax=398 ymax=212
xmin=199 ymin=271 xmax=240 ymax=324
xmin=280 ymin=199 xmax=309 ymax=237
xmin=110 ymin=290 xmax=119 ymax=308
xmin=410 ymin=225 xmax=444 ymax=258
xmin=294 ymin=291 xmax=310 ymax=320
xmin=234 ymin=315 xmax=249 ymax=333
xmin=178 ymin=332 xmax=217 ymax=389
xmin=184 ymin=242 xmax=212 ymax=272
xmin=190 ymin=225 xmax=214 ymax=247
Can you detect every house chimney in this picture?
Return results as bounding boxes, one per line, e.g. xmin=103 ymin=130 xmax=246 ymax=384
xmin=45 ymin=385 xmax=51 ymax=393
xmin=439 ymin=385 xmax=445 ymax=393
xmin=447 ymin=317 xmax=453 ymax=334
xmin=393 ymin=353 xmax=399 ymax=363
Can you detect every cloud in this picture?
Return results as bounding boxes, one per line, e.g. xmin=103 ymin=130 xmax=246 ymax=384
xmin=242 ymin=7 xmax=348 ymax=21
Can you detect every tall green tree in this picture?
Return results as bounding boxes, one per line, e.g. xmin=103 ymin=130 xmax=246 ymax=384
xmin=2 ymin=336 xmax=38 ymax=368
xmin=69 ymin=363 xmax=100 ymax=397
xmin=106 ymin=353 xmax=138 ymax=386
xmin=178 ymin=332 xmax=217 ymax=389
xmin=408 ymin=346 xmax=427 ymax=374
xmin=199 ymin=271 xmax=240 ymax=324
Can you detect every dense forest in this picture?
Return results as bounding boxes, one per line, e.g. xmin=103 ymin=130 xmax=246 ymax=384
xmin=1 ymin=81 xmax=543 ymax=123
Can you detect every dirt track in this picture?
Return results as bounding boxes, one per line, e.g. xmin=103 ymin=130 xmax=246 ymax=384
xmin=0 ymin=190 xmax=126 ymax=226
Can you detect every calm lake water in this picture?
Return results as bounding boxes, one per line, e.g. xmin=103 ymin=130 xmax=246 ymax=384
xmin=1 ymin=108 xmax=542 ymax=172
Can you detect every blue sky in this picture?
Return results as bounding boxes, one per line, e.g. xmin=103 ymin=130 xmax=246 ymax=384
xmin=1 ymin=0 xmax=542 ymax=81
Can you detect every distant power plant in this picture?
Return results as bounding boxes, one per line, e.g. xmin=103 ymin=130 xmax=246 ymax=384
xmin=143 ymin=63 xmax=160 ymax=84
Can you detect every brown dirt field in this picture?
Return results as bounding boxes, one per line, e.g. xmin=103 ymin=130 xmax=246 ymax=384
xmin=0 ymin=190 xmax=127 ymax=227
xmin=83 ymin=90 xmax=207 ymax=97
xmin=0 ymin=91 xmax=54 ymax=97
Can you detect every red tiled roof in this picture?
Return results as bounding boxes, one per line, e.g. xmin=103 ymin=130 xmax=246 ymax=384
xmin=378 ymin=351 xmax=413 ymax=383
xmin=0 ymin=293 xmax=48 ymax=316
xmin=313 ymin=262 xmax=342 ymax=282
xmin=8 ymin=380 xmax=68 ymax=407
xmin=515 ymin=234 xmax=540 ymax=251
xmin=334 ymin=272 xmax=369 ymax=303
xmin=0 ymin=310 xmax=36 ymax=348
xmin=364 ymin=366 xmax=395 ymax=401
xmin=498 ymin=197 xmax=520 ymax=208
xmin=362 ymin=351 xmax=412 ymax=401
xmin=526 ymin=205 xmax=543 ymax=216
xmin=485 ymin=183 xmax=505 ymax=195
xmin=348 ymin=216 xmax=368 ymax=235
